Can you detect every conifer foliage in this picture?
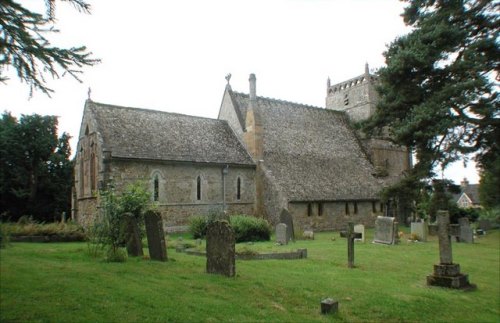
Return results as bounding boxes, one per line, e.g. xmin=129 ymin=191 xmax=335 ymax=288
xmin=0 ymin=0 xmax=99 ymax=96
xmin=365 ymin=0 xmax=499 ymax=188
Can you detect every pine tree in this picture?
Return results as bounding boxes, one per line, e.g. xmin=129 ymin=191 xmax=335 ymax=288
xmin=0 ymin=0 xmax=99 ymax=96
xmin=365 ymin=0 xmax=499 ymax=198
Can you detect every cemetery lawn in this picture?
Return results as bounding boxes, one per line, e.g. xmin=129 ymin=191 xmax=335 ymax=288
xmin=1 ymin=229 xmax=499 ymax=322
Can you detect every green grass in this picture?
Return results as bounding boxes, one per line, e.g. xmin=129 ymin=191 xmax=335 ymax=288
xmin=1 ymin=229 xmax=499 ymax=322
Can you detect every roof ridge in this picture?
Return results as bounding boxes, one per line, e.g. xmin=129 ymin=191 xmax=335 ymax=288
xmin=89 ymin=100 xmax=221 ymax=123
xmin=231 ymin=90 xmax=322 ymax=110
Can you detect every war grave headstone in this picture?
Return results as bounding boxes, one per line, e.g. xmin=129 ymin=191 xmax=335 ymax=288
xmin=458 ymin=217 xmax=474 ymax=243
xmin=340 ymin=222 xmax=362 ymax=268
xmin=354 ymin=224 xmax=365 ymax=243
xmin=206 ymin=220 xmax=235 ymax=277
xmin=144 ymin=210 xmax=168 ymax=261
xmin=373 ymin=216 xmax=399 ymax=245
xmin=279 ymin=209 xmax=295 ymax=242
xmin=121 ymin=212 xmax=143 ymax=257
xmin=410 ymin=221 xmax=428 ymax=242
xmin=427 ymin=211 xmax=476 ymax=290
xmin=276 ymin=223 xmax=288 ymax=245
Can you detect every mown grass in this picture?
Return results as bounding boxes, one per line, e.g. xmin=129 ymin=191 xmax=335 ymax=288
xmin=0 ymin=229 xmax=499 ymax=322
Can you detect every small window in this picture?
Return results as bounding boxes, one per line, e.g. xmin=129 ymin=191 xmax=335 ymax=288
xmin=345 ymin=202 xmax=350 ymax=215
xmin=354 ymin=202 xmax=358 ymax=214
xmin=85 ymin=125 xmax=89 ymax=136
xmin=380 ymin=203 xmax=384 ymax=213
xmin=153 ymin=175 xmax=159 ymax=202
xmin=372 ymin=201 xmax=377 ymax=213
xmin=318 ymin=203 xmax=323 ymax=216
xmin=90 ymin=152 xmax=96 ymax=191
xmin=236 ymin=177 xmax=241 ymax=200
xmin=307 ymin=203 xmax=312 ymax=217
xmin=197 ymin=176 xmax=201 ymax=201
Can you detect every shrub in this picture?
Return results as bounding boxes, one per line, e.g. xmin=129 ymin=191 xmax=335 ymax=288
xmin=189 ymin=216 xmax=208 ymax=239
xmin=0 ymin=223 xmax=10 ymax=248
xmin=106 ymin=248 xmax=128 ymax=262
xmin=230 ymin=215 xmax=271 ymax=243
xmin=2 ymin=221 xmax=85 ymax=241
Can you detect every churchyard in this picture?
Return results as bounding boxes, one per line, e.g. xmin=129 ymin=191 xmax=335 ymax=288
xmin=1 ymin=227 xmax=499 ymax=322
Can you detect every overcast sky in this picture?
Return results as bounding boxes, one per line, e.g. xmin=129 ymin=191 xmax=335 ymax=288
xmin=1 ymin=0 xmax=479 ymax=184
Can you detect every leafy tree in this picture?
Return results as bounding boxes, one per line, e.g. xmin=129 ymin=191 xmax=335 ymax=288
xmin=364 ymin=0 xmax=499 ymax=195
xmin=0 ymin=112 xmax=72 ymax=222
xmin=0 ymin=0 xmax=100 ymax=96
xmin=479 ymin=160 xmax=500 ymax=209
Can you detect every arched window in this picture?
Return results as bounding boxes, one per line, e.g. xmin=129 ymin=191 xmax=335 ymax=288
xmin=79 ymin=148 xmax=84 ymax=196
xmin=196 ymin=176 xmax=201 ymax=201
xmin=90 ymin=152 xmax=96 ymax=191
xmin=236 ymin=177 xmax=241 ymax=200
xmin=153 ymin=174 xmax=159 ymax=202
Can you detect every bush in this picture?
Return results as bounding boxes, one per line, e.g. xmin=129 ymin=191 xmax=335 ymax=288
xmin=106 ymin=248 xmax=128 ymax=262
xmin=230 ymin=215 xmax=271 ymax=243
xmin=0 ymin=223 xmax=10 ymax=248
xmin=189 ymin=216 xmax=208 ymax=239
xmin=2 ymin=221 xmax=85 ymax=240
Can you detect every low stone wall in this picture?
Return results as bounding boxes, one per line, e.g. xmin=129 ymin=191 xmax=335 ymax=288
xmin=10 ymin=235 xmax=85 ymax=243
xmin=184 ymin=248 xmax=307 ymax=260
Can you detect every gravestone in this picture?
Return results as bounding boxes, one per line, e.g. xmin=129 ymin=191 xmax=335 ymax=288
xmin=279 ymin=209 xmax=295 ymax=242
xmin=144 ymin=210 xmax=168 ymax=261
xmin=320 ymin=298 xmax=338 ymax=314
xmin=410 ymin=221 xmax=428 ymax=242
xmin=206 ymin=220 xmax=235 ymax=277
xmin=276 ymin=223 xmax=288 ymax=245
xmin=373 ymin=216 xmax=399 ymax=245
xmin=354 ymin=224 xmax=365 ymax=243
xmin=121 ymin=212 xmax=143 ymax=257
xmin=303 ymin=230 xmax=314 ymax=240
xmin=340 ymin=222 xmax=362 ymax=268
xmin=427 ymin=211 xmax=476 ymax=290
xmin=458 ymin=217 xmax=474 ymax=243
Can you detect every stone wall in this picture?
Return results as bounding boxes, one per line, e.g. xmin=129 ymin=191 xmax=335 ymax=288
xmin=288 ymin=200 xmax=381 ymax=231
xmin=108 ymin=159 xmax=256 ymax=227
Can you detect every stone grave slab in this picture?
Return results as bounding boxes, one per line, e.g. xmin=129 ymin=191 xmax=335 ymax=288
xmin=410 ymin=221 xmax=428 ymax=242
xmin=373 ymin=216 xmax=398 ymax=245
xmin=279 ymin=209 xmax=295 ymax=242
xmin=354 ymin=224 xmax=365 ymax=243
xmin=458 ymin=217 xmax=474 ymax=243
xmin=276 ymin=223 xmax=288 ymax=245
xmin=206 ymin=220 xmax=235 ymax=277
xmin=144 ymin=210 xmax=168 ymax=261
xmin=121 ymin=212 xmax=143 ymax=257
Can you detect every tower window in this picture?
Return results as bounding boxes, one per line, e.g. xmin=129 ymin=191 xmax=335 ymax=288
xmin=197 ymin=176 xmax=201 ymax=201
xmin=236 ymin=177 xmax=241 ymax=200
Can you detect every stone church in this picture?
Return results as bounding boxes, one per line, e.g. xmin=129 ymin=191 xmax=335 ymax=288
xmin=72 ymin=65 xmax=411 ymax=231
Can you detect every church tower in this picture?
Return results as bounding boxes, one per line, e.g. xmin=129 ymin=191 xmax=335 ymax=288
xmin=325 ymin=63 xmax=378 ymax=122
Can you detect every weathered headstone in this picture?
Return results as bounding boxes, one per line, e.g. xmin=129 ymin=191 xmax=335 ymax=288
xmin=121 ymin=212 xmax=143 ymax=257
xmin=373 ymin=216 xmax=399 ymax=245
xmin=354 ymin=224 xmax=365 ymax=243
xmin=410 ymin=221 xmax=428 ymax=242
xmin=427 ymin=211 xmax=476 ymax=290
xmin=206 ymin=220 xmax=235 ymax=277
xmin=303 ymin=230 xmax=314 ymax=240
xmin=320 ymin=298 xmax=338 ymax=314
xmin=144 ymin=210 xmax=167 ymax=261
xmin=275 ymin=223 xmax=288 ymax=245
xmin=340 ymin=222 xmax=362 ymax=268
xmin=279 ymin=209 xmax=295 ymax=242
xmin=458 ymin=217 xmax=474 ymax=243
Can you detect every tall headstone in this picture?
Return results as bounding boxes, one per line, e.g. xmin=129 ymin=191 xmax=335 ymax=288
xmin=427 ymin=211 xmax=476 ymax=290
xmin=121 ymin=212 xmax=143 ymax=257
xmin=373 ymin=216 xmax=399 ymax=245
xmin=279 ymin=209 xmax=295 ymax=242
xmin=411 ymin=221 xmax=428 ymax=242
xmin=276 ymin=223 xmax=288 ymax=245
xmin=144 ymin=210 xmax=167 ymax=261
xmin=458 ymin=217 xmax=474 ymax=243
xmin=354 ymin=224 xmax=365 ymax=243
xmin=206 ymin=220 xmax=235 ymax=277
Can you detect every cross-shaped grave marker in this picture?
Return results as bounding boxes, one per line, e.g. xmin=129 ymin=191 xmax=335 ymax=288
xmin=340 ymin=222 xmax=362 ymax=268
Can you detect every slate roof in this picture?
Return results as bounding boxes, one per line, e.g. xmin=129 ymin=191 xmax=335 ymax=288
xmin=86 ymin=101 xmax=254 ymax=166
xmin=452 ymin=184 xmax=480 ymax=205
xmin=229 ymin=91 xmax=384 ymax=201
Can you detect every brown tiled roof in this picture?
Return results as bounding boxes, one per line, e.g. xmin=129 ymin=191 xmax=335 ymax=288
xmin=229 ymin=91 xmax=384 ymax=201
xmin=86 ymin=101 xmax=254 ymax=166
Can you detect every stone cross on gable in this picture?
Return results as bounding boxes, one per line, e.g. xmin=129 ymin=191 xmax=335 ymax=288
xmin=340 ymin=222 xmax=362 ymax=268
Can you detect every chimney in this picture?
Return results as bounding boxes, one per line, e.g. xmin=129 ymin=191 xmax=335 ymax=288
xmin=249 ymin=73 xmax=256 ymax=101
xmin=460 ymin=177 xmax=469 ymax=189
